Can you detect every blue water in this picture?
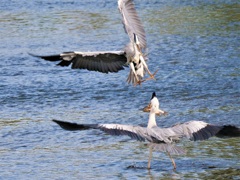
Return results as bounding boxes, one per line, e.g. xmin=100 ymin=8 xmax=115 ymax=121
xmin=0 ymin=0 xmax=239 ymax=179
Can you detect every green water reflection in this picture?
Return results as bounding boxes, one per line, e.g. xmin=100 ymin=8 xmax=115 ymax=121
xmin=200 ymin=168 xmax=240 ymax=179
xmin=146 ymin=4 xmax=240 ymax=36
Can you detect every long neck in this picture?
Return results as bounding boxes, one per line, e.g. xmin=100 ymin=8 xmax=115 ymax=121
xmin=147 ymin=112 xmax=157 ymax=128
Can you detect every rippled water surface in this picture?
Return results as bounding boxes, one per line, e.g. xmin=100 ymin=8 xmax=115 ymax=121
xmin=0 ymin=0 xmax=239 ymax=179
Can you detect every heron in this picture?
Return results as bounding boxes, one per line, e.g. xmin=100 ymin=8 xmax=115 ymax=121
xmin=52 ymin=92 xmax=240 ymax=169
xmin=30 ymin=0 xmax=157 ymax=86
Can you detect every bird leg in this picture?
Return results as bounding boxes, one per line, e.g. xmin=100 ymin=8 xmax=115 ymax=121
xmin=134 ymin=43 xmax=156 ymax=80
xmin=143 ymin=69 xmax=159 ymax=82
xmin=139 ymin=55 xmax=158 ymax=80
xmin=167 ymin=151 xmax=176 ymax=169
xmin=130 ymin=62 xmax=139 ymax=80
xmin=134 ymin=78 xmax=147 ymax=86
xmin=130 ymin=62 xmax=145 ymax=86
xmin=147 ymin=146 xmax=153 ymax=169
xmin=130 ymin=63 xmax=141 ymax=85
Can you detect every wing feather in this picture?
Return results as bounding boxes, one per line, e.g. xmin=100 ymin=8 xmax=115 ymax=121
xmin=98 ymin=124 xmax=146 ymax=141
xmin=53 ymin=120 xmax=147 ymax=141
xmin=170 ymin=121 xmax=222 ymax=141
xmin=29 ymin=53 xmax=62 ymax=61
xmin=118 ymin=0 xmax=146 ymax=50
xmin=31 ymin=51 xmax=127 ymax=74
xmin=71 ymin=51 xmax=127 ymax=73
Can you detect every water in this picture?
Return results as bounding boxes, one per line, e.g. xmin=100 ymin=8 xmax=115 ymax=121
xmin=0 ymin=0 xmax=239 ymax=179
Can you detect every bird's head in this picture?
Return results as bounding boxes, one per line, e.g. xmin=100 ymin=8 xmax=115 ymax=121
xmin=143 ymin=92 xmax=168 ymax=116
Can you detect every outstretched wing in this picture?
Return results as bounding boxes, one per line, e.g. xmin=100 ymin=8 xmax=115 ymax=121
xmin=98 ymin=124 xmax=148 ymax=141
xmin=30 ymin=51 xmax=127 ymax=73
xmin=52 ymin=120 xmax=240 ymax=144
xmin=150 ymin=120 xmax=240 ymax=143
xmin=53 ymin=120 xmax=147 ymax=142
xmin=170 ymin=120 xmax=240 ymax=141
xmin=52 ymin=119 xmax=96 ymax=131
xmin=118 ymin=0 xmax=146 ymax=50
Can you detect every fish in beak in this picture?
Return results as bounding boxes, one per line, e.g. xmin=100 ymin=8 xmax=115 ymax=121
xmin=142 ymin=103 xmax=167 ymax=116
xmin=142 ymin=92 xmax=168 ymax=116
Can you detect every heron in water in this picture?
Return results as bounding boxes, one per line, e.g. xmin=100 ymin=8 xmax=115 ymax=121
xmin=30 ymin=0 xmax=157 ymax=86
xmin=52 ymin=92 xmax=240 ymax=169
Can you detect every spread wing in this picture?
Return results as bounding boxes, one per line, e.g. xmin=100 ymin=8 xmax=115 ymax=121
xmin=52 ymin=120 xmax=174 ymax=143
xmin=30 ymin=51 xmax=127 ymax=73
xmin=52 ymin=120 xmax=147 ymax=142
xmin=52 ymin=120 xmax=239 ymax=144
xmin=170 ymin=120 xmax=240 ymax=141
xmin=118 ymin=0 xmax=146 ymax=50
xmin=148 ymin=120 xmax=240 ymax=143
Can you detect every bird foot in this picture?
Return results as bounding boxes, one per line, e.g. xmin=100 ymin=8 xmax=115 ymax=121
xmin=133 ymin=69 xmax=159 ymax=86
xmin=134 ymin=78 xmax=149 ymax=86
xmin=145 ymin=69 xmax=159 ymax=81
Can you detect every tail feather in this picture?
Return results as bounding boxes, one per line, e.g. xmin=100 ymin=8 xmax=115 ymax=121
xmin=127 ymin=69 xmax=138 ymax=84
xmin=149 ymin=143 xmax=186 ymax=155
xmin=127 ymin=63 xmax=144 ymax=85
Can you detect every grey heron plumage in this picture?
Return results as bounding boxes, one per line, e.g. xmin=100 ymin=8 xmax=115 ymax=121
xmin=30 ymin=0 xmax=156 ymax=86
xmin=52 ymin=92 xmax=240 ymax=169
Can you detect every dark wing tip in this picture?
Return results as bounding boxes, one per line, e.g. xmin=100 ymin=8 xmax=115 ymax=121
xmin=29 ymin=53 xmax=62 ymax=62
xmin=191 ymin=124 xmax=221 ymax=141
xmin=216 ymin=125 xmax=240 ymax=138
xmin=52 ymin=119 xmax=91 ymax=131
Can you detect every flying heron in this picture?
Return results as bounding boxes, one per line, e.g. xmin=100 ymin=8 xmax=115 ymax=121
xmin=52 ymin=92 xmax=240 ymax=169
xmin=30 ymin=0 xmax=157 ymax=86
